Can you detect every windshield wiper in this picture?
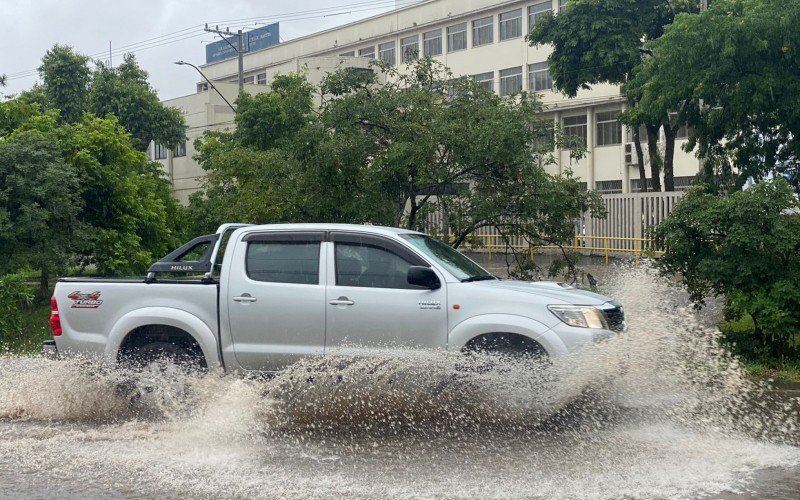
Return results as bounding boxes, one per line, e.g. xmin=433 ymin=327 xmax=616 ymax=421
xmin=461 ymin=275 xmax=498 ymax=283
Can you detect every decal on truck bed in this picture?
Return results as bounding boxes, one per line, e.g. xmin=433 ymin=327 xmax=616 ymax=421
xmin=67 ymin=291 xmax=103 ymax=309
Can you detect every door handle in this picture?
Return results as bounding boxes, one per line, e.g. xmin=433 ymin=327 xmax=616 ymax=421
xmin=329 ymin=296 xmax=355 ymax=306
xmin=233 ymin=294 xmax=257 ymax=303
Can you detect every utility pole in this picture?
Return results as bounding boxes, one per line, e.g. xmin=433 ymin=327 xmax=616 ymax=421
xmin=700 ymin=0 xmax=708 ymax=11
xmin=204 ymin=24 xmax=246 ymax=92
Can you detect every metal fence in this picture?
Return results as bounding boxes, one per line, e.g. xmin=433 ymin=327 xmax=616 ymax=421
xmin=430 ymin=191 xmax=685 ymax=262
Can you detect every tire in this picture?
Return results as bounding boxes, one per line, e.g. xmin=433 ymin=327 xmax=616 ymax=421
xmin=119 ymin=342 xmax=204 ymax=410
xmin=126 ymin=341 xmax=204 ymax=373
xmin=461 ymin=334 xmax=548 ymax=372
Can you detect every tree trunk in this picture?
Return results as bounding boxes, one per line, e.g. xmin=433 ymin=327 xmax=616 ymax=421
xmin=663 ymin=124 xmax=676 ymax=192
xmin=646 ymin=124 xmax=663 ymax=192
xmin=39 ymin=270 xmax=49 ymax=296
xmin=632 ymin=127 xmax=648 ymax=192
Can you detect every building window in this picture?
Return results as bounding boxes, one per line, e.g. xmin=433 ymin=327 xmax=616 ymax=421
xmin=359 ymin=46 xmax=375 ymax=59
xmin=243 ymin=76 xmax=255 ymax=85
xmin=256 ymin=73 xmax=267 ymax=85
xmin=499 ymin=67 xmax=523 ymax=96
xmin=533 ymin=125 xmax=555 ymax=151
xmin=473 ymin=72 xmax=494 ymax=93
xmin=379 ymin=41 xmax=396 ymax=65
xmin=669 ymin=112 xmax=690 ymax=139
xmin=340 ymin=51 xmax=355 ymax=57
xmin=423 ymin=29 xmax=442 ymax=56
xmin=529 ymin=1 xmax=552 ymax=30
xmin=154 ymin=143 xmax=168 ymax=160
xmin=596 ymin=110 xmax=623 ymax=146
xmin=563 ymin=115 xmax=587 ymax=148
xmin=673 ymin=176 xmax=695 ymax=191
xmin=447 ymin=23 xmax=467 ymax=52
xmin=499 ymin=9 xmax=523 ymax=41
xmin=630 ymin=178 xmax=654 ymax=193
xmin=559 ymin=0 xmax=568 ymax=13
xmin=595 ymin=180 xmax=623 ymax=194
xmin=173 ymin=141 xmax=186 ymax=158
xmin=401 ymin=35 xmax=419 ymax=62
xmin=528 ymin=62 xmax=552 ymax=91
xmin=472 ymin=16 xmax=493 ymax=47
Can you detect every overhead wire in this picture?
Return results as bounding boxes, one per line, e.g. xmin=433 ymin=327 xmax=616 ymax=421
xmin=6 ymin=0 xmax=422 ymax=81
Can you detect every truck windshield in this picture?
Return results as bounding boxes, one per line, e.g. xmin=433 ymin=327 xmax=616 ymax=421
xmin=400 ymin=234 xmax=496 ymax=282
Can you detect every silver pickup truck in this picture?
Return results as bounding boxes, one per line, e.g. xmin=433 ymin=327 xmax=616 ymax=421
xmin=45 ymin=224 xmax=625 ymax=372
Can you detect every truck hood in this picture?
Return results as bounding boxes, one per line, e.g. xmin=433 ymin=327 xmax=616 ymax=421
xmin=471 ymin=279 xmax=613 ymax=305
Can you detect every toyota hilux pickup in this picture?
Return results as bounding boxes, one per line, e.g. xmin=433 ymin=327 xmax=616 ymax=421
xmin=44 ymin=224 xmax=625 ymax=372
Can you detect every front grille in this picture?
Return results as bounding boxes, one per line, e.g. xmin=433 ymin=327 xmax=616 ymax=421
xmin=602 ymin=305 xmax=626 ymax=332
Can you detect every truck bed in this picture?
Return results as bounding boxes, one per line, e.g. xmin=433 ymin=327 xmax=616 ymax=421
xmin=52 ymin=280 xmax=220 ymax=362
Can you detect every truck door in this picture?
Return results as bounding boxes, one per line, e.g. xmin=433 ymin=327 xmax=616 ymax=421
xmin=324 ymin=232 xmax=448 ymax=353
xmin=226 ymin=231 xmax=326 ymax=371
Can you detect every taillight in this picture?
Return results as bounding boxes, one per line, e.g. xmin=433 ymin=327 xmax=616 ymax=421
xmin=49 ymin=296 xmax=62 ymax=336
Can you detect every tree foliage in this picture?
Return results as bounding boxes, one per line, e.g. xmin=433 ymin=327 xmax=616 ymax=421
xmin=191 ymin=59 xmax=604 ymax=281
xmin=38 ymin=44 xmax=91 ymax=124
xmin=36 ymin=45 xmax=185 ymax=152
xmin=0 ymin=124 xmax=82 ymax=290
xmin=0 ymin=104 xmax=187 ymax=284
xmin=89 ymin=54 xmax=185 ymax=151
xmin=654 ymin=179 xmax=800 ymax=360
xmin=627 ymin=0 xmax=800 ymax=190
xmin=528 ymin=0 xmax=701 ymax=191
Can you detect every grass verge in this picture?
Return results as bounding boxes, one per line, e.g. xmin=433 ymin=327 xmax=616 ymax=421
xmin=1 ymin=303 xmax=51 ymax=357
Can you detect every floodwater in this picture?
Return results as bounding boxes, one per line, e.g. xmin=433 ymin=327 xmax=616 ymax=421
xmin=1 ymin=267 xmax=799 ymax=499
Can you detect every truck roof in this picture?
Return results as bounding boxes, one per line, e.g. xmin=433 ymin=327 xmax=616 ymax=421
xmin=236 ymin=223 xmax=423 ymax=237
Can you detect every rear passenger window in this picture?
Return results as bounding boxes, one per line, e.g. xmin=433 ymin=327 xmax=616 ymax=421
xmin=246 ymin=242 xmax=320 ymax=285
xmin=335 ymin=242 xmax=417 ymax=289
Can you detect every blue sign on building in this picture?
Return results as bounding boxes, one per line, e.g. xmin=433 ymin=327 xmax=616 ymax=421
xmin=205 ymin=23 xmax=280 ymax=64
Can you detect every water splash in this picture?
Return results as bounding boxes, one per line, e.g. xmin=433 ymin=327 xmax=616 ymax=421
xmin=0 ymin=265 xmax=798 ymax=499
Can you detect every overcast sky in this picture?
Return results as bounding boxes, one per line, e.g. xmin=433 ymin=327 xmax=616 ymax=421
xmin=1 ymin=0 xmax=415 ymax=101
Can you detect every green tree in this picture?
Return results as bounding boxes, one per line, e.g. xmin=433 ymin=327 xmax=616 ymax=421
xmin=89 ymin=54 xmax=186 ymax=151
xmin=528 ymin=0 xmax=700 ymax=192
xmin=38 ymin=44 xmax=91 ymax=123
xmin=654 ymin=179 xmax=800 ymax=361
xmin=62 ymin=115 xmax=187 ymax=275
xmin=627 ymin=0 xmax=800 ymax=190
xmin=0 ymin=120 xmax=82 ymax=292
xmin=192 ymin=60 xmax=604 ymax=281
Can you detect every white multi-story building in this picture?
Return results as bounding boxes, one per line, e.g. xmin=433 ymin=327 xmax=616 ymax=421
xmin=157 ymin=0 xmax=699 ymax=203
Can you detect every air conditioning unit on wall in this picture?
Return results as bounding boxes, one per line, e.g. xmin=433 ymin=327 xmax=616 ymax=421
xmin=624 ymin=142 xmax=647 ymax=166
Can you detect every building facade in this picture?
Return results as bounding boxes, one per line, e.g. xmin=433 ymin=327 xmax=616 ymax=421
xmin=156 ymin=0 xmax=699 ymax=202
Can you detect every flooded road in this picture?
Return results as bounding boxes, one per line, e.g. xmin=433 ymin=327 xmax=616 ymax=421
xmin=1 ymin=267 xmax=798 ymax=499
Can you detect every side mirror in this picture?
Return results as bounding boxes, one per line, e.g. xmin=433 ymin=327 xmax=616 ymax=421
xmin=407 ymin=266 xmax=441 ymax=290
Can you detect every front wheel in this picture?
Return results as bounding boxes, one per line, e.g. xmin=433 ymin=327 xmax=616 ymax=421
xmin=460 ymin=333 xmax=549 ymax=372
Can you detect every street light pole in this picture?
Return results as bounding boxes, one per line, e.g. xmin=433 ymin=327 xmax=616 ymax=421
xmin=174 ymin=61 xmax=236 ymax=113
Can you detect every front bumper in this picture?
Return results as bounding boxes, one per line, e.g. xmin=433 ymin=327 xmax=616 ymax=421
xmin=43 ymin=340 xmax=59 ymax=360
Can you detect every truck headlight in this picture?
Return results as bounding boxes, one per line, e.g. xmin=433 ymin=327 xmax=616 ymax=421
xmin=547 ymin=305 xmax=608 ymax=329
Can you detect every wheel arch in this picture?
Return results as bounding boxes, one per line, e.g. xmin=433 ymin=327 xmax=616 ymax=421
xmin=105 ymin=307 xmax=221 ymax=369
xmin=448 ymin=314 xmax=567 ymax=357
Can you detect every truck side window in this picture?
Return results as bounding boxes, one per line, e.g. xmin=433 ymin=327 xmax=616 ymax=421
xmin=246 ymin=241 xmax=320 ymax=285
xmin=335 ymin=242 xmax=419 ymax=289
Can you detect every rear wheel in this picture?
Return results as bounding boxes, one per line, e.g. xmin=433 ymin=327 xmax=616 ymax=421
xmin=129 ymin=341 xmax=204 ymax=372
xmin=119 ymin=342 xmax=205 ymax=409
